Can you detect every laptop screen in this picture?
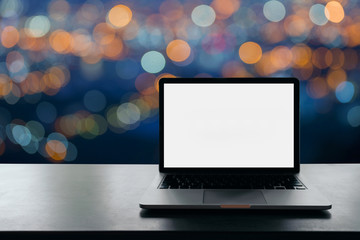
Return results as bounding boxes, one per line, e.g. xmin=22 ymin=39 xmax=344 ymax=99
xmin=163 ymin=83 xmax=294 ymax=168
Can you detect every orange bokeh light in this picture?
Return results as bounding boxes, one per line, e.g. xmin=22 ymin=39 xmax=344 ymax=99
xmin=101 ymin=38 xmax=124 ymax=59
xmin=43 ymin=67 xmax=67 ymax=89
xmin=81 ymin=43 xmax=102 ymax=64
xmin=71 ymin=31 xmax=92 ymax=57
xmin=239 ymin=42 xmax=262 ymax=64
xmin=222 ymin=61 xmax=252 ymax=78
xmin=0 ymin=74 xmax=13 ymax=97
xmin=292 ymin=62 xmax=314 ymax=81
xmin=327 ymin=68 xmax=347 ymax=89
xmin=135 ymin=73 xmax=157 ymax=95
xmin=330 ymin=48 xmax=345 ymax=69
xmin=42 ymin=73 xmax=61 ymax=90
xmin=142 ymin=94 xmax=159 ymax=109
xmin=211 ymin=0 xmax=240 ymax=20
xmin=155 ymin=73 xmax=176 ymax=92
xmin=344 ymin=23 xmax=360 ymax=47
xmin=325 ymin=1 xmax=345 ymax=23
xmin=261 ymin=22 xmax=286 ymax=44
xmin=24 ymin=71 xmax=45 ymax=94
xmin=291 ymin=44 xmax=312 ymax=68
xmin=284 ymin=15 xmax=309 ymax=37
xmin=107 ymin=5 xmax=132 ymax=28
xmin=20 ymin=34 xmax=47 ymax=52
xmin=166 ymin=39 xmax=191 ymax=62
xmin=45 ymin=140 xmax=67 ymax=161
xmin=49 ymin=30 xmax=73 ymax=53
xmin=254 ymin=52 xmax=277 ymax=76
xmin=270 ymin=46 xmax=293 ymax=70
xmin=307 ymin=77 xmax=329 ymax=99
xmin=93 ymin=22 xmax=116 ymax=45
xmin=159 ymin=0 xmax=184 ymax=21
xmin=18 ymin=29 xmax=36 ymax=50
xmin=312 ymin=47 xmax=332 ymax=69
xmin=1 ymin=26 xmax=19 ymax=48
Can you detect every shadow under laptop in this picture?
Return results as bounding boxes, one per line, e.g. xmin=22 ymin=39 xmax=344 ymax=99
xmin=139 ymin=208 xmax=332 ymax=234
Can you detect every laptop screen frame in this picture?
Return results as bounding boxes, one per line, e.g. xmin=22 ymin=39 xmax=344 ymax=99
xmin=159 ymin=78 xmax=300 ymax=174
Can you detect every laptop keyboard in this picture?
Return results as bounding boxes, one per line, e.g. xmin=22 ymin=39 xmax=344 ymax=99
xmin=159 ymin=174 xmax=306 ymax=190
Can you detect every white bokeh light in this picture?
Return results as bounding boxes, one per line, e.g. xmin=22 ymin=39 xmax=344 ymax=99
xmin=263 ymin=0 xmax=286 ymax=22
xmin=25 ymin=15 xmax=51 ymax=37
xmin=309 ymin=4 xmax=328 ymax=26
xmin=191 ymin=5 xmax=216 ymax=27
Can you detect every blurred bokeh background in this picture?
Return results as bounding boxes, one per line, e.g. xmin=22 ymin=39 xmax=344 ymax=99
xmin=0 ymin=0 xmax=359 ymax=164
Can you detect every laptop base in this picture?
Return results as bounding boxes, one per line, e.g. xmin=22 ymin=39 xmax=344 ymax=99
xmin=139 ymin=173 xmax=332 ymax=210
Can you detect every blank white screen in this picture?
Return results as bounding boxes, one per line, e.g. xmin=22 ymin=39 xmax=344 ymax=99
xmin=164 ymin=83 xmax=294 ymax=168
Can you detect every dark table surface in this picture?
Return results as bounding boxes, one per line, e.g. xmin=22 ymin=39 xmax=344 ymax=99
xmin=0 ymin=164 xmax=359 ymax=239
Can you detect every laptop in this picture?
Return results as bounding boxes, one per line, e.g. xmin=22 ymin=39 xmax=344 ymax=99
xmin=139 ymin=78 xmax=331 ymax=210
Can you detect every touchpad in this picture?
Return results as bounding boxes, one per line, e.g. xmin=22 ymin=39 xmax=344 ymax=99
xmin=203 ymin=190 xmax=266 ymax=204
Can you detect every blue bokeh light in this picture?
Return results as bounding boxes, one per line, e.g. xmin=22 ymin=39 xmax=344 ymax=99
xmin=36 ymin=102 xmax=57 ymax=124
xmin=347 ymin=106 xmax=360 ymax=127
xmin=12 ymin=125 xmax=32 ymax=146
xmin=83 ymin=90 xmax=107 ymax=112
xmin=335 ymin=81 xmax=355 ymax=103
